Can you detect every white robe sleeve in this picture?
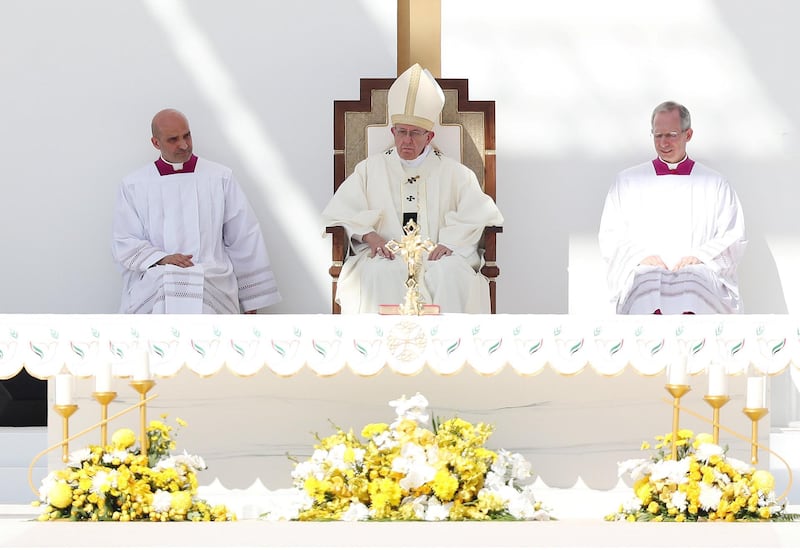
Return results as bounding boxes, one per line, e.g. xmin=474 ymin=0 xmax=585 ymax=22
xmin=688 ymin=178 xmax=746 ymax=276
xmin=222 ymin=175 xmax=281 ymax=311
xmin=111 ymin=182 xmax=167 ymax=272
xmin=438 ymin=167 xmax=503 ymax=255
xmin=598 ymin=179 xmax=646 ymax=305
xmin=321 ymin=161 xmax=384 ymax=244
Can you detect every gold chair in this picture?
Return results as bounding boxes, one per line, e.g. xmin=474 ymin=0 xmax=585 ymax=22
xmin=327 ymin=78 xmax=501 ymax=313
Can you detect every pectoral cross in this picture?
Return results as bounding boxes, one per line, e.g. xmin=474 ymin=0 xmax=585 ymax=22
xmin=385 ymin=219 xmax=436 ymax=315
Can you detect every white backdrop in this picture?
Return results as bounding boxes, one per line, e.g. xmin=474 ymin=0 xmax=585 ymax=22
xmin=1 ymin=0 xmax=799 ymax=316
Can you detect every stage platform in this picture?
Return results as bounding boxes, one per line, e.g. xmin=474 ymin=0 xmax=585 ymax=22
xmin=3 ymin=485 xmax=800 ymax=550
xmin=1 ymin=504 xmax=799 ymax=550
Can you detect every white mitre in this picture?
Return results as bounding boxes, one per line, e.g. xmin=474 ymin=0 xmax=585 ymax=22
xmin=388 ymin=63 xmax=445 ymax=131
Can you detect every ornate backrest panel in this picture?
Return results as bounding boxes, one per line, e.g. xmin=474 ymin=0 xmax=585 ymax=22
xmin=334 ymin=78 xmax=495 ymax=201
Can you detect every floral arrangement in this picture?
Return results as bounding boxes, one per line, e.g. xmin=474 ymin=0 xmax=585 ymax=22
xmin=285 ymin=393 xmax=550 ymax=521
xmin=35 ymin=417 xmax=233 ymax=522
xmin=606 ymin=429 xmax=794 ymax=522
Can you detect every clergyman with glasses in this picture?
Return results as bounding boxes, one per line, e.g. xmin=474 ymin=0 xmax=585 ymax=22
xmin=598 ymin=100 xmax=746 ymax=314
xmin=322 ymin=64 xmax=503 ymax=313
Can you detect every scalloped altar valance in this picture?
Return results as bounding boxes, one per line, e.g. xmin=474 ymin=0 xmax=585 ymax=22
xmin=0 ymin=314 xmax=797 ymax=386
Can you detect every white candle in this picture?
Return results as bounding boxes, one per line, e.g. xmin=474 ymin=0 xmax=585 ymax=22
xmin=746 ymin=376 xmax=766 ymax=409
xmin=707 ymin=363 xmax=727 ymax=396
xmin=133 ymin=349 xmax=151 ymax=381
xmin=95 ymin=362 xmax=112 ymax=393
xmin=55 ymin=373 xmax=74 ymax=405
xmin=668 ymin=356 xmax=688 ymax=386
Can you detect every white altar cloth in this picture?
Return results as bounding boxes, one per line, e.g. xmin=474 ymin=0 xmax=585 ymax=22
xmin=1 ymin=315 xmax=797 ymax=498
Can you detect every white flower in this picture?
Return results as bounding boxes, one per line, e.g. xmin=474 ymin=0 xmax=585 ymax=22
xmin=759 ymin=492 xmax=778 ymax=507
xmin=617 ymin=458 xmax=651 ymax=481
xmin=694 ymin=443 xmax=725 ymax=462
xmin=670 ymin=490 xmax=688 ymax=512
xmin=480 ymin=483 xmax=545 ymax=520
xmin=726 ymin=456 xmax=753 ymax=475
xmin=259 ymin=488 xmax=313 ymax=520
xmin=491 ymin=450 xmax=533 ymax=485
xmin=483 ymin=471 xmax=505 ymax=491
xmin=649 ymin=458 xmax=689 ymax=484
xmin=174 ymin=451 xmax=207 ymax=471
xmin=90 ymin=470 xmax=117 ymax=494
xmin=714 ymin=470 xmax=731 ymax=486
xmin=341 ymin=501 xmax=370 ymax=521
xmin=505 ymin=491 xmax=538 ymax=520
xmin=290 ymin=460 xmax=325 ymax=485
xmin=392 ymin=443 xmax=436 ymax=491
xmin=66 ymin=447 xmax=92 ymax=467
xmin=400 ymin=465 xmax=436 ymax=491
xmin=154 ymin=452 xmax=206 ymax=477
xmin=698 ymin=483 xmax=723 ymax=511
xmin=424 ymin=497 xmax=452 ymax=521
xmin=38 ymin=472 xmax=58 ymax=502
xmin=388 ymin=393 xmax=430 ymax=424
xmin=152 ymin=490 xmax=172 ymax=513
xmin=325 ymin=443 xmax=363 ymax=471
xmin=102 ymin=450 xmax=129 ymax=464
xmin=622 ymin=495 xmax=643 ymax=512
xmin=372 ymin=430 xmax=398 ymax=451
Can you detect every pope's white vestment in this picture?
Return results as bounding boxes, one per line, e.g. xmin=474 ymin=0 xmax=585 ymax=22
xmin=322 ymin=147 xmax=503 ymax=313
xmin=112 ymin=156 xmax=281 ymax=314
xmin=598 ymin=158 xmax=746 ymax=314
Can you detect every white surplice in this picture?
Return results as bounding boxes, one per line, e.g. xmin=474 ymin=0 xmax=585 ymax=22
xmin=112 ymin=157 xmax=281 ymax=314
xmin=322 ymin=148 xmax=504 ymax=313
xmin=598 ymin=158 xmax=746 ymax=314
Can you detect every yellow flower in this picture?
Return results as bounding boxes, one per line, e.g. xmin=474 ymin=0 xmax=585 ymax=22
xmin=361 ymin=423 xmax=389 ymax=439
xmin=751 ymin=470 xmax=775 ymax=493
xmin=431 ymin=470 xmax=459 ymax=501
xmin=693 ymin=433 xmax=714 ymax=447
xmin=647 ymin=501 xmax=660 ymax=514
xmin=111 ymin=428 xmax=137 ymax=450
xmin=640 ymin=441 xmax=651 ymax=450
xmin=170 ymin=491 xmax=192 ymax=515
xmin=48 ymin=482 xmax=74 ymax=509
xmin=634 ymin=479 xmax=652 ymax=504
xmin=176 ymin=417 xmax=187 ymax=427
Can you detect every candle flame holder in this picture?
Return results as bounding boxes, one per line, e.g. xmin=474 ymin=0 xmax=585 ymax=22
xmin=742 ymin=407 xmax=769 ymax=464
xmin=665 ymin=384 xmax=691 ymax=460
xmin=702 ymin=394 xmax=730 ymax=445
xmin=129 ymin=380 xmax=155 ymax=453
xmin=91 ymin=391 xmax=118 ymax=447
xmin=53 ymin=404 xmax=78 ymax=463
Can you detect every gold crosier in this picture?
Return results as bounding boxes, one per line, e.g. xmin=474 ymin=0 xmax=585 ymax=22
xmin=386 ymin=219 xmax=435 ymax=315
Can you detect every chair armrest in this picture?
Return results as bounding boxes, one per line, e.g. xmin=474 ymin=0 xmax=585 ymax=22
xmin=325 ymin=225 xmax=348 ymax=314
xmin=325 ymin=225 xmax=347 ymax=278
xmin=481 ymin=226 xmax=502 ymax=279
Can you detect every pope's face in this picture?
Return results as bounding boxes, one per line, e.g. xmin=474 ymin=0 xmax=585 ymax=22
xmin=652 ymin=109 xmax=692 ymax=164
xmin=151 ymin=113 xmax=193 ymax=164
xmin=392 ymin=124 xmax=434 ymax=160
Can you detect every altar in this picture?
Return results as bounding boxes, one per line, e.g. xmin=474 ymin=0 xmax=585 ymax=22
xmin=2 ymin=313 xmax=798 ymax=510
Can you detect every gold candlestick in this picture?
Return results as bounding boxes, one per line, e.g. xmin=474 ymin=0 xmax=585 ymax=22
xmin=92 ymin=391 xmax=118 ymax=447
xmin=665 ymin=384 xmax=691 ymax=460
xmin=703 ymin=394 xmax=730 ymax=444
xmin=53 ymin=404 xmax=79 ymax=463
xmin=742 ymin=407 xmax=768 ymax=464
xmin=129 ymin=380 xmax=155 ymax=453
